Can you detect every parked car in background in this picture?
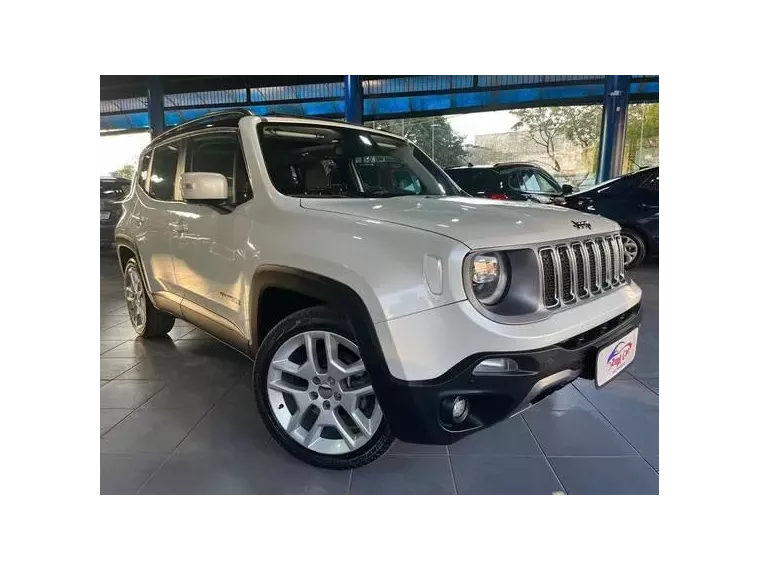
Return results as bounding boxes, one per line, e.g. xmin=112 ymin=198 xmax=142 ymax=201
xmin=493 ymin=162 xmax=575 ymax=205
xmin=563 ymin=166 xmax=659 ymax=268
xmin=444 ymin=165 xmax=531 ymax=201
xmin=100 ymin=177 xmax=130 ymax=248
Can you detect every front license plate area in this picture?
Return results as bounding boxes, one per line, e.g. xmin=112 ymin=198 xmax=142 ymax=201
xmin=595 ymin=327 xmax=638 ymax=388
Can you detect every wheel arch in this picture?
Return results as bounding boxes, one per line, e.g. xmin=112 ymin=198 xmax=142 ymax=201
xmin=618 ymin=222 xmax=653 ymax=252
xmin=249 ymin=266 xmax=385 ymax=363
xmin=114 ymin=236 xmax=157 ymax=305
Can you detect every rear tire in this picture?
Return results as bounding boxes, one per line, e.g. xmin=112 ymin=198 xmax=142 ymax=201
xmin=123 ymin=258 xmax=175 ymax=338
xmin=253 ymin=306 xmax=394 ymax=469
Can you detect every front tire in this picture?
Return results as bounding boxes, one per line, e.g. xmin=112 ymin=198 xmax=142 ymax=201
xmin=123 ymin=258 xmax=175 ymax=338
xmin=621 ymin=229 xmax=647 ymax=269
xmin=253 ymin=306 xmax=394 ymax=469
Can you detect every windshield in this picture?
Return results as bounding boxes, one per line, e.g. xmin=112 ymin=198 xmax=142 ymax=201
xmin=258 ymin=123 xmax=462 ymax=198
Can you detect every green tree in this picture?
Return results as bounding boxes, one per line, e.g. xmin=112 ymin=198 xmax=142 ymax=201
xmin=623 ymin=103 xmax=659 ymax=172
xmin=512 ymin=106 xmax=603 ymax=184
xmin=111 ymin=163 xmax=135 ymax=180
xmin=370 ymin=116 xmax=467 ymax=167
xmin=512 ymin=107 xmax=565 ymax=173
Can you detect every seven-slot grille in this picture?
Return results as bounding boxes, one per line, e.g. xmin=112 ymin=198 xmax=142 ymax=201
xmin=539 ymin=234 xmax=625 ymax=310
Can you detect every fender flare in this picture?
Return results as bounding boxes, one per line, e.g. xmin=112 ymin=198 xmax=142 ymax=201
xmin=249 ymin=266 xmax=390 ymax=375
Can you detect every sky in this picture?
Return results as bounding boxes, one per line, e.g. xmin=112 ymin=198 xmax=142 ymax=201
xmin=99 ymin=109 xmax=519 ymax=175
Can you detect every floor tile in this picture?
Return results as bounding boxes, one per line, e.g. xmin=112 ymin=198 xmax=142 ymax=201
xmin=140 ymin=378 xmax=231 ymax=415
xmin=140 ymin=449 xmax=350 ymax=495
xmin=387 ymin=440 xmax=449 ymax=456
xmin=523 ymin=408 xmax=638 ymax=457
xmin=529 ymin=383 xmax=596 ymax=412
xmin=100 ymin=326 xmax=140 ymax=340
xmin=349 ymin=456 xmax=455 ymax=495
xmin=178 ymin=328 xmax=213 ymax=340
xmin=643 ymin=455 xmax=662 ymax=473
xmin=101 ymin=316 xmax=130 ymax=330
xmin=100 ymin=358 xmax=141 ymax=380
xmin=100 ymin=452 xmax=166 ymax=495
xmin=575 ymin=376 xmax=659 ymax=414
xmin=100 ymin=380 xmax=166 ymax=409
xmin=101 ymin=409 xmax=132 ymax=435
xmin=632 ymin=375 xmax=659 ymax=394
xmin=117 ymin=356 xmax=247 ymax=382
xmin=100 ymin=407 xmax=208 ymax=454
xmin=174 ymin=385 xmax=270 ymax=453
xmin=99 ymin=338 xmax=181 ymax=359
xmin=167 ymin=327 xmax=196 ymax=340
xmin=549 ymin=457 xmax=658 ymax=495
xmin=449 ymin=416 xmax=543 ymax=456
xmin=451 ymin=455 xmax=563 ymax=495
xmin=600 ymin=407 xmax=659 ymax=459
xmin=100 ymin=341 xmax=124 ymax=354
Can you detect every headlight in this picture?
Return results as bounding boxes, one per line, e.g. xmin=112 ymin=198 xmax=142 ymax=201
xmin=469 ymin=252 xmax=508 ymax=305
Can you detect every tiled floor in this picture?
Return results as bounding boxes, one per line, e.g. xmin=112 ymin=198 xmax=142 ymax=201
xmin=100 ymin=251 xmax=659 ymax=494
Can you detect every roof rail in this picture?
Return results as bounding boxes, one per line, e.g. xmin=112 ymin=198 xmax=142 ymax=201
xmin=151 ymin=109 xmax=254 ymax=146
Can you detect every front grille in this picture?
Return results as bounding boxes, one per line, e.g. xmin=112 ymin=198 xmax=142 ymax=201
xmin=539 ymin=233 xmax=626 ymax=310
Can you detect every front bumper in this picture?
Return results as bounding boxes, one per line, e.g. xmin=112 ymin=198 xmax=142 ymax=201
xmin=369 ymin=303 xmax=641 ymax=445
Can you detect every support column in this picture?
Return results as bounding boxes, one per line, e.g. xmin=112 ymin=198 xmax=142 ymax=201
xmin=147 ymin=75 xmax=165 ymax=139
xmin=344 ymin=75 xmax=363 ymax=124
xmin=597 ymin=75 xmax=631 ymax=182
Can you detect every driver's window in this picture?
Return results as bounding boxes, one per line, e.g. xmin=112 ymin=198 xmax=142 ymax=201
xmin=184 ymin=134 xmax=237 ymax=202
xmin=523 ymin=169 xmax=560 ymax=195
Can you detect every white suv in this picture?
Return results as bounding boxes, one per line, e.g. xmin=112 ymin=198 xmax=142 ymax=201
xmin=115 ymin=110 xmax=642 ymax=469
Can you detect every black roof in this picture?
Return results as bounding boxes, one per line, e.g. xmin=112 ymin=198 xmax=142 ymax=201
xmin=445 ymin=162 xmax=544 ymax=171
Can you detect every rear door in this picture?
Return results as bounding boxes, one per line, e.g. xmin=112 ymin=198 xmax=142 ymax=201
xmin=133 ymin=144 xmax=182 ymax=297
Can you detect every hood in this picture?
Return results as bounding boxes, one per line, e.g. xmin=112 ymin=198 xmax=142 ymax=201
xmin=300 ymin=196 xmax=619 ymax=249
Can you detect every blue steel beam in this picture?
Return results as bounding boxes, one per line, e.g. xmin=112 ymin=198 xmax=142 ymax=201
xmin=147 ymin=75 xmax=165 ymax=138
xmin=101 ymin=78 xmax=658 ymax=133
xmin=597 ymin=75 xmax=631 ymax=182
xmin=344 ymin=75 xmax=362 ymax=124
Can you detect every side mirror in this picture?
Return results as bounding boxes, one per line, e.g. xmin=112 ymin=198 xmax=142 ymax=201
xmin=561 ymin=184 xmax=574 ymax=196
xmin=180 ymin=172 xmax=228 ymax=202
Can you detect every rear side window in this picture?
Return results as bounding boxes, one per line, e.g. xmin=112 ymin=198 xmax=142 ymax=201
xmin=149 ymin=143 xmax=180 ymax=201
xmin=138 ymin=152 xmax=151 ymax=189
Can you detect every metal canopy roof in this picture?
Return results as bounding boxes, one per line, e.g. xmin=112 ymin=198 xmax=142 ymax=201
xmin=95 ymin=71 xmax=423 ymax=100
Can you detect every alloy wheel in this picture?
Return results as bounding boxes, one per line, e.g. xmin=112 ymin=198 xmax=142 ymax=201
xmin=124 ymin=264 xmax=147 ymax=332
xmin=621 ymin=235 xmax=639 ymax=268
xmin=266 ymin=330 xmax=382 ymax=456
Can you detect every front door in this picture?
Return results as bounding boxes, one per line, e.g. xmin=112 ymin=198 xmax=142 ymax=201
xmin=167 ymin=132 xmax=252 ymax=332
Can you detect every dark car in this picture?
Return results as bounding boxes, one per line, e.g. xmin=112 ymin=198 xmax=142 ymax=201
xmin=563 ymin=166 xmax=659 ymax=268
xmin=100 ymin=177 xmax=130 ymax=248
xmin=445 ymin=162 xmax=574 ymax=204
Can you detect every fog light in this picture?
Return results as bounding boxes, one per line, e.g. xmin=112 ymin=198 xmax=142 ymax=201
xmin=452 ymin=397 xmax=469 ymax=423
xmin=473 ymin=357 xmax=519 ymax=375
